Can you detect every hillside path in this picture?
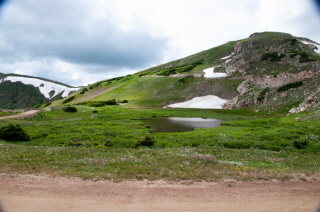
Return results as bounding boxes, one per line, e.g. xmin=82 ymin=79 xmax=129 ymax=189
xmin=0 ymin=174 xmax=319 ymax=212
xmin=0 ymin=110 xmax=39 ymax=120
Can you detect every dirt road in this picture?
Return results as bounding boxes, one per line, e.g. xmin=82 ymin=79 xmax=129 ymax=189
xmin=0 ymin=110 xmax=39 ymax=120
xmin=0 ymin=174 xmax=319 ymax=212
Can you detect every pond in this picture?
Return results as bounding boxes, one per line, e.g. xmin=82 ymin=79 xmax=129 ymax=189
xmin=141 ymin=117 xmax=222 ymax=133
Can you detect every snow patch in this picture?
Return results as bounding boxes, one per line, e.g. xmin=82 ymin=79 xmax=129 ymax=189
xmin=203 ymin=66 xmax=227 ymax=78
xmin=301 ymin=40 xmax=320 ymax=54
xmin=2 ymin=76 xmax=79 ymax=99
xmin=165 ymin=95 xmax=227 ymax=109
xmin=221 ymin=53 xmax=234 ymax=60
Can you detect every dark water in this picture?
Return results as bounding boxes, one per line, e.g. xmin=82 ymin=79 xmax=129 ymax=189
xmin=141 ymin=117 xmax=221 ymax=133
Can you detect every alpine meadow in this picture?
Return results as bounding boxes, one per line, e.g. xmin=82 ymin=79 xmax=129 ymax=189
xmin=0 ymin=32 xmax=320 ymax=182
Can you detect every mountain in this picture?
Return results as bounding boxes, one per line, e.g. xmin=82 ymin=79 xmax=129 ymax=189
xmin=0 ymin=73 xmax=79 ymax=109
xmin=3 ymin=31 xmax=319 ymax=113
xmin=55 ymin=32 xmax=319 ymax=114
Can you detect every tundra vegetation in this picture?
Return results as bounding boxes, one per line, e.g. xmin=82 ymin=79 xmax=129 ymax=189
xmin=0 ymin=105 xmax=319 ymax=182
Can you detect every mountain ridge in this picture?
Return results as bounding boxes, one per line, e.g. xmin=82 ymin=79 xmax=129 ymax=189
xmin=0 ymin=73 xmax=79 ymax=109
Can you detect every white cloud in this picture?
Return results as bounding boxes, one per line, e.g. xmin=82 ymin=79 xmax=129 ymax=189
xmin=0 ymin=0 xmax=319 ymax=86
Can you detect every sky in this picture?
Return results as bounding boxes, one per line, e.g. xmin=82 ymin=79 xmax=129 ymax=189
xmin=0 ymin=0 xmax=320 ymax=86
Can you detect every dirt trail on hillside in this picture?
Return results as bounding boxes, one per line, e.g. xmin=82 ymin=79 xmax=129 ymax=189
xmin=0 ymin=110 xmax=39 ymax=120
xmin=0 ymin=174 xmax=319 ymax=212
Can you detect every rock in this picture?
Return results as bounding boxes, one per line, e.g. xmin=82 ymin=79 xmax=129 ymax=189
xmin=91 ymin=114 xmax=99 ymax=118
xmin=289 ymin=89 xmax=320 ymax=114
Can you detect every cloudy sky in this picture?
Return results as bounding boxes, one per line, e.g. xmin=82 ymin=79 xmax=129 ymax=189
xmin=0 ymin=0 xmax=320 ymax=86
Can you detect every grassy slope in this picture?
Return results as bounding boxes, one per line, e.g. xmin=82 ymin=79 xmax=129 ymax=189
xmin=63 ymin=76 xmax=243 ymax=108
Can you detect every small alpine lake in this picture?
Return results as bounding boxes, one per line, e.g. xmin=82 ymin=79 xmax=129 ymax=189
xmin=141 ymin=117 xmax=222 ymax=133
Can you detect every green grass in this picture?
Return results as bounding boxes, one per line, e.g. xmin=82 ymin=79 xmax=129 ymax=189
xmin=0 ymin=144 xmax=319 ymax=182
xmin=0 ymin=105 xmax=319 ymax=182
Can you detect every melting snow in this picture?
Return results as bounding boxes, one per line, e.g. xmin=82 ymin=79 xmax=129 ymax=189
xmin=165 ymin=95 xmax=227 ymax=109
xmin=221 ymin=53 xmax=234 ymax=60
xmin=203 ymin=66 xmax=227 ymax=78
xmin=301 ymin=40 xmax=320 ymax=54
xmin=1 ymin=76 xmax=79 ymax=99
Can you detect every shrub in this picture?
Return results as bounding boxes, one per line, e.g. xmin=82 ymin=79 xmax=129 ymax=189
xmin=118 ymin=100 xmax=128 ymax=103
xmin=0 ymin=124 xmax=30 ymax=141
xmin=298 ymin=52 xmax=316 ymax=63
xmin=80 ymin=87 xmax=88 ymax=94
xmin=78 ymin=100 xmax=118 ymax=107
xmin=277 ymin=81 xmax=303 ymax=92
xmin=178 ymin=75 xmax=194 ymax=83
xmin=157 ymin=68 xmax=177 ymax=76
xmin=139 ymin=135 xmax=155 ymax=147
xmin=43 ymin=102 xmax=52 ymax=107
xmin=293 ymin=140 xmax=309 ymax=149
xmin=62 ymin=106 xmax=77 ymax=112
xmin=62 ymin=96 xmax=75 ymax=104
xmin=289 ymin=38 xmax=297 ymax=46
xmin=261 ymin=52 xmax=285 ymax=62
xmin=257 ymin=87 xmax=270 ymax=102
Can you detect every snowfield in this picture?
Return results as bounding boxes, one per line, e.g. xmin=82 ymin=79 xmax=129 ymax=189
xmin=203 ymin=67 xmax=227 ymax=78
xmin=301 ymin=40 xmax=320 ymax=54
xmin=165 ymin=95 xmax=227 ymax=109
xmin=1 ymin=76 xmax=79 ymax=99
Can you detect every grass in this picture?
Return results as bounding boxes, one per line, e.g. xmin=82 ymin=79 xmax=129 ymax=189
xmin=0 ymin=105 xmax=319 ymax=182
xmin=1 ymin=144 xmax=319 ymax=182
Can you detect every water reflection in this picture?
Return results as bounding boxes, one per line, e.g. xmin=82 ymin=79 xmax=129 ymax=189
xmin=142 ymin=117 xmax=221 ymax=133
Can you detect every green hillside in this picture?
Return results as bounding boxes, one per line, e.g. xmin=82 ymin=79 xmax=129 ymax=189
xmin=55 ymin=32 xmax=320 ymax=113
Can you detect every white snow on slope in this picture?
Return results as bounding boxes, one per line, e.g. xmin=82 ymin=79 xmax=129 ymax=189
xmin=221 ymin=53 xmax=234 ymax=60
xmin=203 ymin=66 xmax=227 ymax=78
xmin=301 ymin=40 xmax=320 ymax=54
xmin=165 ymin=95 xmax=227 ymax=109
xmin=1 ymin=76 xmax=79 ymax=99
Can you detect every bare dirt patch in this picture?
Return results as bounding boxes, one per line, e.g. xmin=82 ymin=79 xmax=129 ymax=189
xmin=0 ymin=110 xmax=39 ymax=120
xmin=0 ymin=174 xmax=319 ymax=212
xmin=72 ymin=87 xmax=117 ymax=104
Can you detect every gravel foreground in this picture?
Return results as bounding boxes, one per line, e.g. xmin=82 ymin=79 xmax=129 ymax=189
xmin=0 ymin=174 xmax=319 ymax=212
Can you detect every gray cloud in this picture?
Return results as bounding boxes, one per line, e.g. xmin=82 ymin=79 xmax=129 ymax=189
xmin=0 ymin=0 xmax=168 ymax=82
xmin=0 ymin=0 xmax=320 ymax=86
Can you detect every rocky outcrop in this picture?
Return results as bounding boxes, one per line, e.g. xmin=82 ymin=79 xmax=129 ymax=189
xmin=289 ymin=89 xmax=320 ymax=114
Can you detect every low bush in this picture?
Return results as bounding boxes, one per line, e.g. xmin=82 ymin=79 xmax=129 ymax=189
xmin=293 ymin=139 xmax=309 ymax=149
xmin=139 ymin=135 xmax=155 ymax=147
xmin=298 ymin=52 xmax=316 ymax=63
xmin=178 ymin=75 xmax=194 ymax=83
xmin=257 ymin=87 xmax=270 ymax=102
xmin=79 ymin=100 xmax=117 ymax=107
xmin=62 ymin=96 xmax=75 ymax=104
xmin=80 ymin=87 xmax=88 ymax=94
xmin=118 ymin=100 xmax=128 ymax=103
xmin=261 ymin=52 xmax=285 ymax=62
xmin=277 ymin=81 xmax=303 ymax=92
xmin=62 ymin=106 xmax=77 ymax=112
xmin=0 ymin=124 xmax=30 ymax=141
